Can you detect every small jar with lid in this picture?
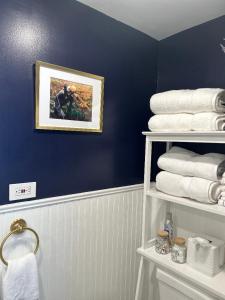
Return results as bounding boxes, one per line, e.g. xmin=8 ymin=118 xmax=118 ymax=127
xmin=155 ymin=230 xmax=170 ymax=255
xmin=171 ymin=237 xmax=187 ymax=264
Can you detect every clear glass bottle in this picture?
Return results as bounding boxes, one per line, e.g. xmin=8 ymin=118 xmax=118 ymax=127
xmin=171 ymin=237 xmax=187 ymax=264
xmin=164 ymin=212 xmax=174 ymax=247
xmin=155 ymin=230 xmax=170 ymax=255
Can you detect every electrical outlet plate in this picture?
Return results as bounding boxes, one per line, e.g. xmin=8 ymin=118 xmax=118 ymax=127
xmin=9 ymin=182 xmax=36 ymax=201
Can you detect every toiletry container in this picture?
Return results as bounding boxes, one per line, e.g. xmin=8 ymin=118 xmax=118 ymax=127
xmin=171 ymin=237 xmax=187 ymax=264
xmin=187 ymin=234 xmax=225 ymax=276
xmin=164 ymin=212 xmax=174 ymax=246
xmin=155 ymin=231 xmax=170 ymax=255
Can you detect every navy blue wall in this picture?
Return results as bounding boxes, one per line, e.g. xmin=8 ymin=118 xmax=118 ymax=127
xmin=0 ymin=0 xmax=158 ymax=204
xmin=157 ymin=15 xmax=225 ymax=159
xmin=158 ymin=15 xmax=225 ymax=92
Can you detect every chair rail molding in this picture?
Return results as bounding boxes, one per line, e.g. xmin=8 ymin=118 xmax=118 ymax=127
xmin=0 ymin=184 xmax=143 ymax=213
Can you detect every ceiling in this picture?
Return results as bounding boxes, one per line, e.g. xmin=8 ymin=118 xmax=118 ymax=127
xmin=77 ymin=0 xmax=225 ymax=40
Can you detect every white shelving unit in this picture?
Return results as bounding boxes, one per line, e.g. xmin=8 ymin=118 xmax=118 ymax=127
xmin=135 ymin=131 xmax=225 ymax=300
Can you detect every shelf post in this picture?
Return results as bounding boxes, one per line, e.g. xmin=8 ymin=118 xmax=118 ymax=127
xmin=141 ymin=136 xmax=152 ymax=249
xmin=134 ymin=256 xmax=144 ymax=300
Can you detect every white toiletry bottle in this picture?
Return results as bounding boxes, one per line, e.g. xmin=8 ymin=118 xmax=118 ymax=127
xmin=164 ymin=212 xmax=174 ymax=246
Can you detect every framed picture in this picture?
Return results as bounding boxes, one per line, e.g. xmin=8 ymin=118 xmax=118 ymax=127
xmin=35 ymin=61 xmax=104 ymax=132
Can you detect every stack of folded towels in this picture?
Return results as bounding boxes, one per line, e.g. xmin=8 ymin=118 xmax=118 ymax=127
xmin=156 ymin=146 xmax=225 ymax=205
xmin=149 ymin=88 xmax=225 ymax=131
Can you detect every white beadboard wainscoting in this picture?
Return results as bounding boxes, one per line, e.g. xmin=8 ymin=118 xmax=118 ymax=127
xmin=0 ymin=184 xmax=143 ymax=300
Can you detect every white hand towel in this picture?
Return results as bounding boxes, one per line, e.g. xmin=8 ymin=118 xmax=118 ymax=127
xmin=148 ymin=112 xmax=225 ymax=131
xmin=158 ymin=146 xmax=225 ymax=182
xmin=3 ymin=253 xmax=39 ymax=300
xmin=150 ymin=88 xmax=225 ymax=114
xmin=156 ymin=171 xmax=225 ymax=203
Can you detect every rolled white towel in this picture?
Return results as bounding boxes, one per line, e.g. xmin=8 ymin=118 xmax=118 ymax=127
xmin=150 ymin=88 xmax=225 ymax=114
xmin=148 ymin=112 xmax=225 ymax=131
xmin=156 ymin=171 xmax=225 ymax=203
xmin=158 ymin=146 xmax=225 ymax=182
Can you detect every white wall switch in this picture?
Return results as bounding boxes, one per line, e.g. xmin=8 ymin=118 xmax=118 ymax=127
xmin=9 ymin=182 xmax=36 ymax=201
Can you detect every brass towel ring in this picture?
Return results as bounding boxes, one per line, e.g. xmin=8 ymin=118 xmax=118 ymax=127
xmin=0 ymin=219 xmax=39 ymax=266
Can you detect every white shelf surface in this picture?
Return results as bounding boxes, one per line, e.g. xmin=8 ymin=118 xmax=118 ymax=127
xmin=138 ymin=243 xmax=225 ymax=300
xmin=142 ymin=131 xmax=225 ymax=143
xmin=147 ymin=184 xmax=225 ymax=217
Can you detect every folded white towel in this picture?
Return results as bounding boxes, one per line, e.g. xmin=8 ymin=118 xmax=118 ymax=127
xmin=148 ymin=112 xmax=225 ymax=131
xmin=3 ymin=253 xmax=39 ymax=300
xmin=156 ymin=171 xmax=225 ymax=203
xmin=158 ymin=146 xmax=225 ymax=182
xmin=192 ymin=112 xmax=225 ymax=131
xmin=150 ymin=88 xmax=225 ymax=114
xmin=220 ymin=173 xmax=225 ymax=184
xmin=149 ymin=113 xmax=192 ymax=131
xmin=218 ymin=191 xmax=225 ymax=203
xmin=218 ymin=199 xmax=225 ymax=206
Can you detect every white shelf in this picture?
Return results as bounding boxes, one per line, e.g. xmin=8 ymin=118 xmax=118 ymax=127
xmin=147 ymin=184 xmax=225 ymax=217
xmin=138 ymin=242 xmax=225 ymax=300
xmin=142 ymin=131 xmax=225 ymax=143
xmin=135 ymin=133 xmax=225 ymax=300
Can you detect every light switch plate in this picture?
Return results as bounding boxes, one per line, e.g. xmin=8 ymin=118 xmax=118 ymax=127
xmin=9 ymin=182 xmax=36 ymax=201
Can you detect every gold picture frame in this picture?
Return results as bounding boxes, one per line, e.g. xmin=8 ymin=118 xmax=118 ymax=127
xmin=35 ymin=61 xmax=104 ymax=132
